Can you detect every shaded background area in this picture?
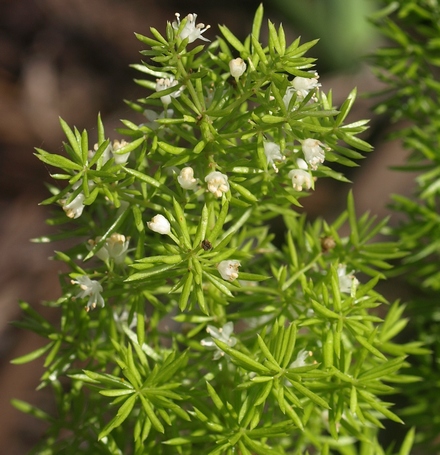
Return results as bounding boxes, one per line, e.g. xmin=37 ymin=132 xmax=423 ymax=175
xmin=0 ymin=0 xmax=411 ymax=452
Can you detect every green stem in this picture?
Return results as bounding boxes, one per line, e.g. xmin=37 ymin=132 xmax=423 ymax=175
xmin=177 ymin=58 xmax=204 ymax=114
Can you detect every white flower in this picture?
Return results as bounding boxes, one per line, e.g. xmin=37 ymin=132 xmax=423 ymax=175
xmin=172 ymin=13 xmax=211 ymax=43
xmin=283 ymin=87 xmax=295 ymax=110
xmin=283 ymin=72 xmax=321 ymax=108
xmin=201 ymin=322 xmax=237 ymax=360
xmin=112 ymin=139 xmax=130 ymax=165
xmin=113 ymin=309 xmax=137 ymax=331
xmin=290 ymin=349 xmax=312 ymax=368
xmin=88 ymin=233 xmax=129 ymax=265
xmin=72 ymin=276 xmax=104 ymax=311
xmin=178 ymin=167 xmax=198 ymax=190
xmin=217 ymin=260 xmax=240 ymax=281
xmin=264 ymin=141 xmax=285 ymax=172
xmin=155 ymin=77 xmax=183 ymax=106
xmin=88 ymin=142 xmax=112 ymax=165
xmin=147 ymin=214 xmax=171 ymax=235
xmin=62 ymin=192 xmax=85 ymax=219
xmin=229 ymin=58 xmax=246 ymax=79
xmin=302 ymin=138 xmax=326 ymax=170
xmin=88 ymin=139 xmax=130 ymax=166
xmin=143 ymin=109 xmax=174 ymax=130
xmin=205 ymin=171 xmax=229 ymax=197
xmin=288 ymin=169 xmax=313 ymax=191
xmin=61 ymin=179 xmax=96 ymax=219
xmin=337 ymin=264 xmax=359 ymax=297
xmin=291 ymin=73 xmax=321 ymax=100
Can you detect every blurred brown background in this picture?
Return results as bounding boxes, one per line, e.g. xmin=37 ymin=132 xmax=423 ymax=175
xmin=0 ymin=0 xmax=409 ymax=452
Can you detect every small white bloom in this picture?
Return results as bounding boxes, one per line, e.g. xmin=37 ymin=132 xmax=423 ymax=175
xmin=88 ymin=142 xmax=112 ymax=165
xmin=156 ymin=77 xmax=183 ymax=106
xmin=147 ymin=214 xmax=171 ymax=235
xmin=178 ymin=167 xmax=198 ymax=190
xmin=283 ymin=87 xmax=295 ymax=110
xmin=205 ymin=171 xmax=229 ymax=198
xmin=297 ymin=157 xmax=308 ymax=170
xmin=302 ymin=138 xmax=326 ymax=170
xmin=62 ymin=192 xmax=85 ymax=219
xmin=88 ymin=233 xmax=129 ymax=265
xmin=143 ymin=109 xmax=174 ymax=130
xmin=283 ymin=72 xmax=320 ymax=108
xmin=113 ymin=309 xmax=137 ymax=331
xmin=72 ymin=275 xmax=104 ymax=311
xmin=291 ymin=72 xmax=321 ymax=100
xmin=201 ymin=321 xmax=237 ymax=360
xmin=204 ymin=85 xmax=216 ymax=107
xmin=321 ymin=409 xmax=342 ymax=433
xmin=264 ymin=141 xmax=285 ymax=172
xmin=337 ymin=264 xmax=359 ymax=297
xmin=112 ymin=139 xmax=130 ymax=165
xmin=290 ymin=349 xmax=312 ymax=368
xmin=61 ymin=179 xmax=95 ymax=219
xmin=229 ymin=58 xmax=246 ymax=79
xmin=172 ymin=13 xmax=211 ymax=43
xmin=288 ymin=169 xmax=313 ymax=191
xmin=217 ymin=260 xmax=240 ymax=281
xmin=88 ymin=140 xmax=130 ymax=166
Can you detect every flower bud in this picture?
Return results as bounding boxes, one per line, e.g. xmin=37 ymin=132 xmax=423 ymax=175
xmin=229 ymin=58 xmax=246 ymax=79
xmin=147 ymin=214 xmax=171 ymax=235
xmin=178 ymin=167 xmax=198 ymax=190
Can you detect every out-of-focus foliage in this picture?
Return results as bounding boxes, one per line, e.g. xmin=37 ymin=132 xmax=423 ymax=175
xmin=370 ymin=0 xmax=440 ymax=451
xmin=269 ymin=0 xmax=379 ymax=70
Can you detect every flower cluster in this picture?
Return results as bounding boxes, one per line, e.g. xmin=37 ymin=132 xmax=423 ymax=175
xmin=262 ymin=139 xmax=325 ymax=191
